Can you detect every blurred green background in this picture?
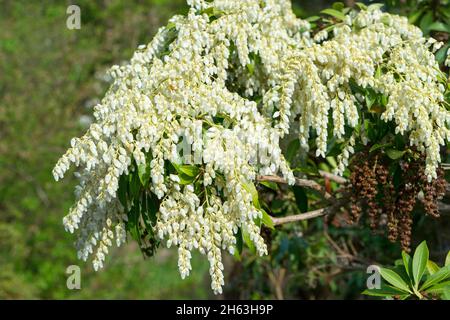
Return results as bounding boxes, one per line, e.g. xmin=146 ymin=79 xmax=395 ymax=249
xmin=1 ymin=0 xmax=449 ymax=299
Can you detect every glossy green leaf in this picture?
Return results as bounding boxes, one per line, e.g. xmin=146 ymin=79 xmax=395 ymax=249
xmin=129 ymin=171 xmax=141 ymax=202
xmin=427 ymin=260 xmax=440 ymax=275
xmin=246 ymin=62 xmax=255 ymax=75
xmin=173 ymin=163 xmax=199 ymax=177
xmin=355 ymin=2 xmax=367 ymax=10
xmin=260 ymin=209 xmax=274 ymax=230
xmin=436 ymin=43 xmax=450 ymax=64
xmin=402 ymin=251 xmax=413 ymax=279
xmin=321 ymin=8 xmax=346 ymax=21
xmin=305 ymin=16 xmax=320 ymax=22
xmin=412 ymin=241 xmax=429 ymax=288
xmin=241 ymin=226 xmax=256 ymax=254
xmin=421 ymin=265 xmax=450 ymax=291
xmin=419 ymin=12 xmax=433 ymax=34
xmin=138 ymin=163 xmax=151 ymax=186
xmin=242 ymin=181 xmax=260 ymax=209
xmin=362 ymin=284 xmax=410 ymax=297
xmin=425 ymin=281 xmax=450 ymax=294
xmin=141 ymin=193 xmax=154 ymax=237
xmin=332 ymin=2 xmax=344 ymax=11
xmin=385 ymin=149 xmax=406 ymax=160
xmin=375 ymin=65 xmax=382 ymax=79
xmin=126 ymin=200 xmax=141 ymax=244
xmin=172 ymin=163 xmax=200 ymax=185
xmin=428 ymin=21 xmax=450 ymax=33
xmin=446 ymin=251 xmax=450 ymax=267
xmin=365 ymin=91 xmax=376 ymax=109
xmin=408 ymin=8 xmax=424 ymax=24
xmin=259 ymin=181 xmax=279 ymax=191
xmin=369 ymin=143 xmax=391 ymax=153
xmin=379 ymin=267 xmax=412 ymax=293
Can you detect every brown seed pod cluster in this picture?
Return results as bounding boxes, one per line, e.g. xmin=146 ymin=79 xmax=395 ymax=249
xmin=347 ymin=151 xmax=446 ymax=252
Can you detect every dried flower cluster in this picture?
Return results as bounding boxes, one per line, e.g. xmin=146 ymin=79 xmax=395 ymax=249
xmin=348 ymin=151 xmax=446 ymax=251
xmin=53 ymin=0 xmax=450 ymax=293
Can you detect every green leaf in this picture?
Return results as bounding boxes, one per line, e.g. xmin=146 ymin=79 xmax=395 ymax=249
xmin=141 ymin=193 xmax=155 ymax=237
xmin=379 ymin=267 xmax=412 ymax=293
xmin=428 ymin=21 xmax=450 ymax=33
xmin=180 ymin=174 xmax=197 ymax=185
xmin=137 ymin=163 xmax=151 ymax=186
xmin=242 ymin=181 xmax=260 ymax=209
xmin=332 ymin=2 xmax=344 ymax=11
xmin=425 ymin=281 xmax=450 ymax=294
xmin=173 ymin=164 xmax=199 ymax=177
xmin=166 ymin=21 xmax=176 ymax=30
xmin=385 ymin=149 xmax=406 ymax=160
xmin=355 ymin=2 xmax=367 ymax=10
xmin=402 ymin=251 xmax=413 ymax=279
xmin=321 ymin=8 xmax=346 ymax=21
xmin=427 ymin=260 xmax=440 ymax=275
xmin=260 ymin=209 xmax=274 ymax=230
xmin=365 ymin=91 xmax=376 ymax=109
xmin=305 ymin=16 xmax=320 ymax=22
xmin=375 ymin=65 xmax=381 ymax=79
xmin=436 ymin=43 xmax=450 ymax=64
xmin=381 ymin=94 xmax=388 ymax=107
xmin=144 ymin=191 xmax=158 ymax=226
xmin=421 ymin=266 xmax=450 ymax=291
xmin=419 ymin=12 xmax=433 ymax=34
xmin=367 ymin=3 xmax=384 ymax=11
xmin=408 ymin=8 xmax=424 ymax=25
xmin=172 ymin=163 xmax=200 ymax=185
xmin=444 ymin=290 xmax=450 ymax=300
xmin=126 ymin=200 xmax=141 ymax=244
xmin=362 ymin=284 xmax=410 ymax=297
xmin=326 ymin=156 xmax=337 ymax=169
xmin=445 ymin=251 xmax=450 ymax=267
xmin=369 ymin=143 xmax=391 ymax=153
xmin=412 ymin=241 xmax=429 ymax=288
xmin=129 ymin=171 xmax=141 ymax=202
xmin=246 ymin=62 xmax=255 ymax=75
xmin=241 ymin=226 xmax=256 ymax=254
xmin=259 ymin=181 xmax=279 ymax=191
xmin=199 ymin=7 xmax=224 ymax=18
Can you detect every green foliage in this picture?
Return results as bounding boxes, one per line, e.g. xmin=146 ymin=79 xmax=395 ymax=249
xmin=363 ymin=241 xmax=450 ymax=299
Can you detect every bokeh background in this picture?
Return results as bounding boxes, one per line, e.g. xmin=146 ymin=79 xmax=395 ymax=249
xmin=1 ymin=0 xmax=449 ymax=299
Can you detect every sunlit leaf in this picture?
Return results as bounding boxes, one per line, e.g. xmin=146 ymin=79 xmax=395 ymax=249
xmin=412 ymin=241 xmax=429 ymax=288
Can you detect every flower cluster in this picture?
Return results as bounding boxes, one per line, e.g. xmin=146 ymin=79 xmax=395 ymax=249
xmin=54 ymin=0 xmax=450 ymax=293
xmin=269 ymin=7 xmax=450 ymax=179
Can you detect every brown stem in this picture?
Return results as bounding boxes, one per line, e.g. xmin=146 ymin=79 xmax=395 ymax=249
xmin=271 ymin=208 xmax=328 ymax=225
xmin=257 ymin=175 xmax=334 ymax=200
xmin=318 ymin=170 xmax=348 ymax=184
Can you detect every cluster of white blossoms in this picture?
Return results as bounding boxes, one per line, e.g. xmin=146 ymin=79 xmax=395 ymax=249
xmin=54 ymin=0 xmax=450 ymax=293
xmin=269 ymin=7 xmax=450 ymax=178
